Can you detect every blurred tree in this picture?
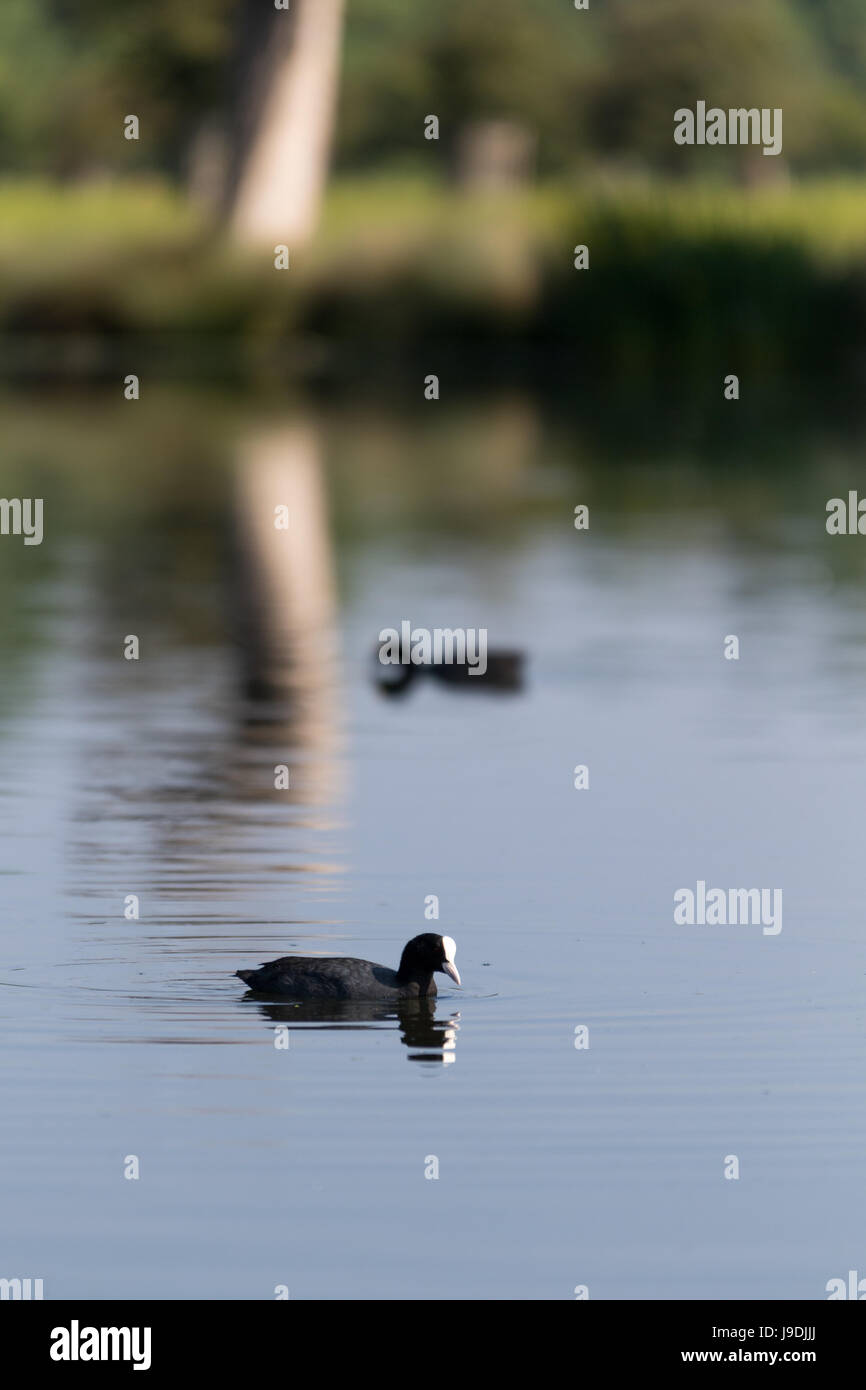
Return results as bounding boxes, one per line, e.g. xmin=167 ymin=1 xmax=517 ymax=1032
xmin=587 ymin=0 xmax=859 ymax=175
xmin=0 ymin=0 xmax=863 ymax=181
xmin=228 ymin=0 xmax=346 ymax=245
xmin=792 ymin=0 xmax=866 ymax=86
xmin=336 ymin=0 xmax=598 ymax=174
xmin=0 ymin=2 xmax=69 ymax=173
xmin=789 ymin=0 xmax=866 ymax=167
xmin=0 ymin=0 xmax=234 ymax=175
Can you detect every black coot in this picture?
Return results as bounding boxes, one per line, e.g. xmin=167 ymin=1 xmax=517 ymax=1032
xmin=236 ymin=933 xmax=461 ymax=1000
xmin=376 ymin=648 xmax=525 ymax=696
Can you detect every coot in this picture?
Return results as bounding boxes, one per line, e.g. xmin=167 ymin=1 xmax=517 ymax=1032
xmin=236 ymin=933 xmax=461 ymax=1000
xmin=375 ymin=648 xmax=525 ymax=696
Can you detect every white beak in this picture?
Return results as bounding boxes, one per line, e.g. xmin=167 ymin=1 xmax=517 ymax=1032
xmin=442 ymin=960 xmax=461 ymax=987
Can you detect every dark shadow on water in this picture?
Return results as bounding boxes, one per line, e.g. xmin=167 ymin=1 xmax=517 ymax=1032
xmin=245 ymin=995 xmax=461 ymax=1064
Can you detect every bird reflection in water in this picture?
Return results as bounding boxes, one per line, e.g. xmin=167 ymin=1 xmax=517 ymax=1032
xmin=248 ymin=997 xmax=461 ymax=1064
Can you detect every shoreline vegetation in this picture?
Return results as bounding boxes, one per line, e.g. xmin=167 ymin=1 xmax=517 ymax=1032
xmin=2 ymin=175 xmax=866 ymax=383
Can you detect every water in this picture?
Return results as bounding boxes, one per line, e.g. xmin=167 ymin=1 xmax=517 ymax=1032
xmin=1 ymin=388 xmax=865 ymax=1299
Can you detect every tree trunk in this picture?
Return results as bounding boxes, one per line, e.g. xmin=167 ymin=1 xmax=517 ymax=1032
xmin=229 ymin=0 xmax=346 ymax=249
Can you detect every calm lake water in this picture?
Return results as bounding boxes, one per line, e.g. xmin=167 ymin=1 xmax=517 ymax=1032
xmin=1 ymin=387 xmax=865 ymax=1299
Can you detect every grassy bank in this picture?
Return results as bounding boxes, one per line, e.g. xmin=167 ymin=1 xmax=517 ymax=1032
xmin=1 ymin=176 xmax=865 ymax=380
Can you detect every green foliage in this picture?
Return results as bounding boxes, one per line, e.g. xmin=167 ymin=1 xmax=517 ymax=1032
xmin=0 ymin=1 xmax=863 ymax=178
xmin=0 ymin=175 xmax=865 ymax=383
xmin=0 ymin=0 xmax=235 ymax=174
xmin=336 ymin=0 xmax=866 ymax=174
xmin=337 ymin=0 xmax=595 ymax=173
xmin=587 ymin=0 xmax=818 ymax=169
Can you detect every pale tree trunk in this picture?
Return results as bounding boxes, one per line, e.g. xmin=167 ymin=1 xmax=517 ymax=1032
xmin=230 ymin=0 xmax=346 ymax=248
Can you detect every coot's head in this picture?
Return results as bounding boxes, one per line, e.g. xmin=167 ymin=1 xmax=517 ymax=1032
xmin=398 ymin=933 xmax=461 ymax=987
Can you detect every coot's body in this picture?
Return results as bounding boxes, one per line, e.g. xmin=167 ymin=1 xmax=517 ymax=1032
xmin=238 ymin=956 xmax=421 ymax=1001
xmin=376 ymin=649 xmax=524 ymax=696
xmin=236 ymin=933 xmax=460 ymax=1001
